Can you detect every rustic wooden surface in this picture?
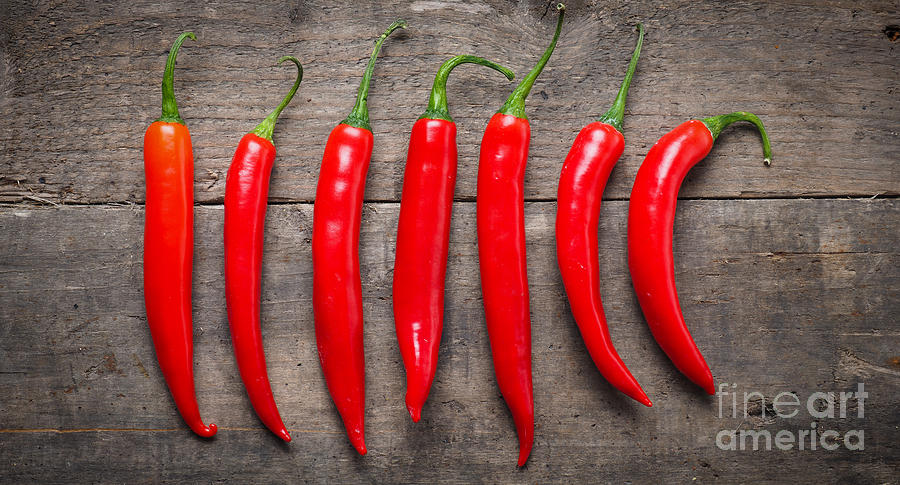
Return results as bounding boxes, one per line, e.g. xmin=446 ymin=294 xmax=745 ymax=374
xmin=1 ymin=0 xmax=898 ymax=483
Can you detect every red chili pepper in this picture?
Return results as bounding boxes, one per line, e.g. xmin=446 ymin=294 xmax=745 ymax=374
xmin=312 ymin=19 xmax=407 ymax=455
xmin=555 ymin=25 xmax=651 ymax=406
xmin=627 ymin=112 xmax=772 ymax=394
xmin=224 ymin=56 xmax=303 ymax=443
xmin=476 ymin=4 xmax=565 ymax=467
xmin=143 ymin=32 xmax=216 ymax=438
xmin=393 ymin=56 xmax=514 ymax=423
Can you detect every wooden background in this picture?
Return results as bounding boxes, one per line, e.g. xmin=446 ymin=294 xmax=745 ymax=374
xmin=1 ymin=0 xmax=898 ymax=482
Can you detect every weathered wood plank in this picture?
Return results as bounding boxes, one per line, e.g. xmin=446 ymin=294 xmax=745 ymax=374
xmin=0 ymin=199 xmax=897 ymax=481
xmin=0 ymin=427 xmax=896 ymax=483
xmin=2 ymin=0 xmax=898 ymax=481
xmin=1 ymin=0 xmax=898 ymax=204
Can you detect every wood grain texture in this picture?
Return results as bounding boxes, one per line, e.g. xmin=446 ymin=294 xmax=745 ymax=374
xmin=1 ymin=0 xmax=898 ymax=204
xmin=0 ymin=200 xmax=897 ymax=482
xmin=1 ymin=0 xmax=899 ymax=482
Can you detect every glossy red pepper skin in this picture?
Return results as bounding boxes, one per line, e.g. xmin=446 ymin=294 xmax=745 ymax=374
xmin=557 ymin=123 xmax=652 ymax=406
xmin=628 ymin=114 xmax=772 ymax=395
xmin=475 ymin=4 xmax=564 ymax=467
xmin=555 ymin=24 xmax=650 ymax=406
xmin=477 ymin=112 xmax=534 ymax=465
xmin=628 ymin=121 xmax=717 ymax=394
xmin=312 ymin=20 xmax=406 ymax=455
xmin=224 ymin=134 xmax=289 ymax=441
xmin=393 ymin=56 xmax=513 ymax=423
xmin=143 ymin=32 xmax=216 ymax=438
xmin=393 ymin=118 xmax=456 ymax=422
xmin=224 ymin=56 xmax=301 ymax=443
xmin=312 ymin=123 xmax=373 ymax=455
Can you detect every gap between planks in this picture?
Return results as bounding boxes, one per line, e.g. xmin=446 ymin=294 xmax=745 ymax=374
xmin=0 ymin=193 xmax=897 ymax=208
xmin=0 ymin=427 xmax=343 ymax=434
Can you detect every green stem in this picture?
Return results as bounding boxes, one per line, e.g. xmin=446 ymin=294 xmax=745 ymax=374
xmin=341 ymin=19 xmax=408 ymax=131
xmin=702 ymin=111 xmax=773 ymax=166
xmin=156 ymin=32 xmax=196 ymax=124
xmin=251 ymin=56 xmax=304 ymax=144
xmin=497 ymin=3 xmax=566 ymax=119
xmin=421 ymin=55 xmax=515 ymax=122
xmin=597 ymin=23 xmax=644 ymax=133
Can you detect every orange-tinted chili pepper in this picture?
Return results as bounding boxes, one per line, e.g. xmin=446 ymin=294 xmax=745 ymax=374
xmin=312 ymin=20 xmax=406 ymax=455
xmin=143 ymin=32 xmax=216 ymax=438
xmin=628 ymin=112 xmax=772 ymax=394
xmin=476 ymin=4 xmax=564 ymax=467
xmin=555 ymin=25 xmax=651 ymax=406
xmin=224 ymin=56 xmax=303 ymax=443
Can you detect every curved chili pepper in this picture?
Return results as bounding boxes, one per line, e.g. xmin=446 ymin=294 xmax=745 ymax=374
xmin=143 ymin=32 xmax=216 ymax=438
xmin=555 ymin=25 xmax=651 ymax=406
xmin=224 ymin=56 xmax=303 ymax=443
xmin=393 ymin=56 xmax=514 ymax=423
xmin=476 ymin=4 xmax=565 ymax=467
xmin=627 ymin=112 xmax=772 ymax=394
xmin=312 ymin=19 xmax=407 ymax=455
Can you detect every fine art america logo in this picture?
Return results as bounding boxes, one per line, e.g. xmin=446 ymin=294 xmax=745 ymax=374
xmin=715 ymin=383 xmax=866 ymax=451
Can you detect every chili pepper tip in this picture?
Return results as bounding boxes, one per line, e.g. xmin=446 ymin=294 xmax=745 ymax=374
xmin=639 ymin=396 xmax=653 ymax=407
xmin=407 ymin=404 xmax=422 ymax=423
xmin=517 ymin=449 xmax=531 ymax=467
xmin=353 ymin=442 xmax=368 ymax=455
xmin=193 ymin=422 xmax=217 ymax=438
